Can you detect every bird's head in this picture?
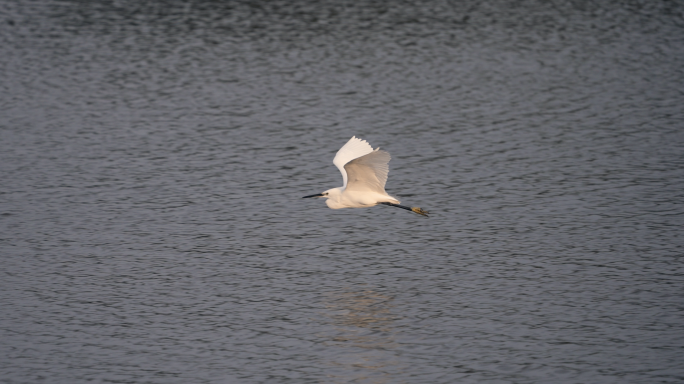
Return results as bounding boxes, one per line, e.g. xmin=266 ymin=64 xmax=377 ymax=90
xmin=302 ymin=188 xmax=341 ymax=200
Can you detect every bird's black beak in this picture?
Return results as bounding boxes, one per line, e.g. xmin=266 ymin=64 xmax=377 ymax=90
xmin=302 ymin=193 xmax=324 ymax=198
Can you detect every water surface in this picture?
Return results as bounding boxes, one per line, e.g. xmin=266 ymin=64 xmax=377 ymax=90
xmin=1 ymin=1 xmax=683 ymax=383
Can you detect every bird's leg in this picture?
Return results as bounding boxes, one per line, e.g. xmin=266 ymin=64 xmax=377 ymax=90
xmin=380 ymin=202 xmax=429 ymax=217
xmin=410 ymin=207 xmax=430 ymax=217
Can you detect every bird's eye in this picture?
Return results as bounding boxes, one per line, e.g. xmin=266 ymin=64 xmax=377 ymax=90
xmin=323 ymin=192 xmax=328 ymax=196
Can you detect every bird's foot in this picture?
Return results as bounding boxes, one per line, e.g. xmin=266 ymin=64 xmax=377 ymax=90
xmin=411 ymin=207 xmax=429 ymax=217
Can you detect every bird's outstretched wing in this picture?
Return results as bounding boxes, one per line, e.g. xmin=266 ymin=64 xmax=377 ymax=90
xmin=333 ymin=136 xmax=374 ymax=188
xmin=344 ymin=149 xmax=391 ymax=193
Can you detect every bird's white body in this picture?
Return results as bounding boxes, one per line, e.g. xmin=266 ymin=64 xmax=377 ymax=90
xmin=320 ymin=136 xmax=400 ymax=209
xmin=324 ymin=187 xmax=399 ymax=209
xmin=303 ymin=136 xmax=428 ymax=216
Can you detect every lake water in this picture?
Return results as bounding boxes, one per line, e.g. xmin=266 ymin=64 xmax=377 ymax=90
xmin=1 ymin=1 xmax=683 ymax=383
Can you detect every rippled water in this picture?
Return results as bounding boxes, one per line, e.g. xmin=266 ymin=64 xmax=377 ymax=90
xmin=2 ymin=1 xmax=683 ymax=383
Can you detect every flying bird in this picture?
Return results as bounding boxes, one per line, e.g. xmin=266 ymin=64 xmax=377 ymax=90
xmin=303 ymin=136 xmax=429 ymax=217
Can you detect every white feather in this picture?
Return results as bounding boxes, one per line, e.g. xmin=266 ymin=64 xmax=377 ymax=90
xmin=344 ymin=150 xmax=391 ymax=194
xmin=332 ymin=136 xmax=374 ymax=188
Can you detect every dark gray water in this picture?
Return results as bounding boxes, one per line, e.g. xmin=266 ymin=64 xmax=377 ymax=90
xmin=2 ymin=1 xmax=684 ymax=383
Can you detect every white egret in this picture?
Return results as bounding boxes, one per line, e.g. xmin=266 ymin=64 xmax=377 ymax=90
xmin=303 ymin=136 xmax=429 ymax=217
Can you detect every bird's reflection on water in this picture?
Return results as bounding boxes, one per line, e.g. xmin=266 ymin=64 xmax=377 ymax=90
xmin=320 ymin=286 xmax=404 ymax=384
